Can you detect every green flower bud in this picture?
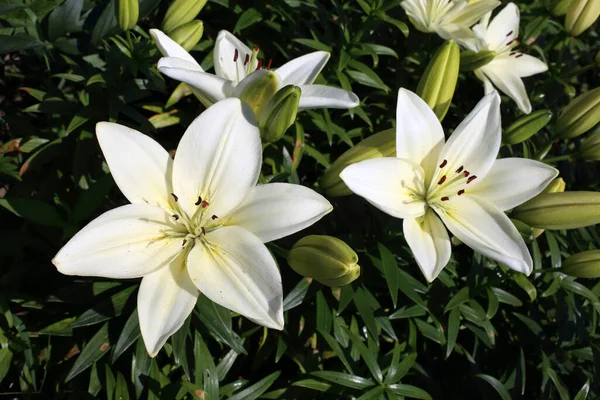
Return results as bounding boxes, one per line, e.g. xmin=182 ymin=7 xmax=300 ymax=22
xmin=115 ymin=0 xmax=139 ymax=31
xmin=547 ymin=0 xmax=573 ymax=16
xmin=162 ymin=0 xmax=208 ymax=34
xmin=320 ymin=129 xmax=395 ymax=197
xmin=287 ymin=235 xmax=360 ymax=287
xmin=168 ymin=20 xmax=204 ymax=52
xmin=258 ymin=85 xmax=301 ymax=143
xmin=579 ymin=129 xmax=600 ymax=160
xmin=565 ymin=0 xmax=600 ymax=37
xmin=562 ymin=250 xmax=600 ymax=278
xmin=233 ymin=70 xmax=281 ymax=116
xmin=417 ymin=40 xmax=460 ymax=121
xmin=556 ymin=87 xmax=600 ymax=139
xmin=460 ymin=50 xmax=495 ymax=71
xmin=503 ymin=110 xmax=553 ymax=145
xmin=530 ymin=177 xmax=566 ymax=238
xmin=512 ymin=191 xmax=600 ymax=230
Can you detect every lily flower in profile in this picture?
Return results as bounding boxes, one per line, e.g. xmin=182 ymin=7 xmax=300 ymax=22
xmin=400 ymin=0 xmax=500 ymax=44
xmin=466 ymin=2 xmax=549 ymax=114
xmin=340 ymin=89 xmax=558 ymax=282
xmin=150 ymin=29 xmax=359 ymax=113
xmin=52 ymin=99 xmax=332 ymax=357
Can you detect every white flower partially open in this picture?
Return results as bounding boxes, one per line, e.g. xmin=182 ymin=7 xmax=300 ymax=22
xmin=150 ymin=29 xmax=359 ymax=111
xmin=400 ymin=0 xmax=500 ymax=44
xmin=340 ymin=89 xmax=558 ymax=282
xmin=52 ymin=99 xmax=332 ymax=356
xmin=466 ymin=3 xmax=548 ymax=114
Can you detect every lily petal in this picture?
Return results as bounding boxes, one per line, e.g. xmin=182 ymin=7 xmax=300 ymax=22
xmin=444 ymin=0 xmax=500 ymax=27
xmin=96 ymin=122 xmax=172 ymax=209
xmin=150 ymin=29 xmax=202 ymax=68
xmin=400 ymin=0 xmax=429 ymax=32
xmin=225 ymin=183 xmax=333 ymax=243
xmin=214 ymin=30 xmax=255 ymax=82
xmin=172 ymin=98 xmax=261 ymax=220
xmin=298 ymin=84 xmax=359 ymax=110
xmin=481 ymin=63 xmax=532 ymax=113
xmin=53 ymin=204 xmax=184 ymax=278
xmin=437 ymin=195 xmax=532 ymax=275
xmin=474 ymin=69 xmax=496 ymax=94
xmin=340 ymin=158 xmax=427 ymax=219
xmin=486 ymin=2 xmax=519 ymax=52
xmin=395 ymin=88 xmax=445 ymax=179
xmin=403 ymin=209 xmax=451 ymax=282
xmin=470 ymin=158 xmax=558 ymax=211
xmin=276 ymin=51 xmax=330 ymax=85
xmin=493 ymin=53 xmax=548 ymax=78
xmin=158 ymin=57 xmax=234 ymax=103
xmin=138 ymin=253 xmax=198 ymax=357
xmin=187 ymin=226 xmax=283 ymax=329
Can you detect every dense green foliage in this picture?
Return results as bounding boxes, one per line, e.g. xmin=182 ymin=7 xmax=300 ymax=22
xmin=1 ymin=0 xmax=599 ymax=398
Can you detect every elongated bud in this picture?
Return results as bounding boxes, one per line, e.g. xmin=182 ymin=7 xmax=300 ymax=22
xmin=287 ymin=235 xmax=360 ymax=287
xmin=460 ymin=50 xmax=495 ymax=71
xmin=555 ymin=87 xmax=600 ymax=139
xmin=512 ymin=191 xmax=600 ymax=230
xmin=417 ymin=40 xmax=460 ymax=121
xmin=115 ymin=0 xmax=139 ymax=31
xmin=562 ymin=250 xmax=600 ymax=278
xmin=233 ymin=70 xmax=281 ymax=116
xmin=565 ymin=0 xmax=600 ymax=36
xmin=579 ymin=129 xmax=600 ymax=160
xmin=530 ymin=177 xmax=566 ymax=238
xmin=162 ymin=0 xmax=208 ymax=34
xmin=546 ymin=0 xmax=573 ymax=16
xmin=168 ymin=20 xmax=203 ymax=52
xmin=320 ymin=129 xmax=395 ymax=197
xmin=503 ymin=110 xmax=553 ymax=144
xmin=258 ymin=85 xmax=301 ymax=142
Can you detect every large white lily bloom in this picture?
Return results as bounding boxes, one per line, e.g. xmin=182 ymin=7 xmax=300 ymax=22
xmin=340 ymin=89 xmax=558 ymax=282
xmin=52 ymin=99 xmax=332 ymax=356
xmin=150 ymin=29 xmax=359 ymax=111
xmin=466 ymin=3 xmax=548 ymax=114
xmin=400 ymin=0 xmax=500 ymax=44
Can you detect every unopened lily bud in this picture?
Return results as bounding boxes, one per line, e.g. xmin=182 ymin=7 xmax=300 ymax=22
xmin=417 ymin=40 xmax=460 ymax=121
xmin=530 ymin=177 xmax=566 ymax=238
xmin=258 ymin=85 xmax=301 ymax=142
xmin=512 ymin=191 xmax=600 ymax=230
xmin=168 ymin=20 xmax=204 ymax=52
xmin=547 ymin=0 xmax=573 ymax=16
xmin=579 ymin=129 xmax=600 ymax=160
xmin=233 ymin=70 xmax=281 ymax=116
xmin=320 ymin=129 xmax=395 ymax=197
xmin=562 ymin=250 xmax=600 ymax=278
xmin=503 ymin=110 xmax=553 ymax=145
xmin=116 ymin=0 xmax=138 ymax=31
xmin=460 ymin=50 xmax=495 ymax=71
xmin=287 ymin=235 xmax=360 ymax=287
xmin=162 ymin=0 xmax=208 ymax=34
xmin=565 ymin=0 xmax=600 ymax=37
xmin=556 ymin=87 xmax=600 ymax=139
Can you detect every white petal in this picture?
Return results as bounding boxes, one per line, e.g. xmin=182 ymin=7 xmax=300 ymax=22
xmin=96 ymin=122 xmax=172 ymax=209
xmin=225 ymin=183 xmax=333 ymax=243
xmin=395 ymin=88 xmax=445 ymax=179
xmin=481 ymin=62 xmax=532 ymax=113
xmin=403 ymin=210 xmax=451 ymax=282
xmin=401 ymin=0 xmax=430 ymax=32
xmin=436 ymin=195 xmax=532 ymax=274
xmin=340 ymin=157 xmax=427 ymax=219
xmin=158 ymin=57 xmax=234 ymax=103
xmin=172 ymin=98 xmax=262 ymax=220
xmin=138 ymin=254 xmax=198 ymax=357
xmin=276 ymin=51 xmax=330 ymax=85
xmin=432 ymin=92 xmax=501 ymax=187
xmin=187 ymin=226 xmax=283 ymax=329
xmin=443 ymin=0 xmax=500 ymax=27
xmin=150 ymin=29 xmax=202 ymax=68
xmin=486 ymin=3 xmax=520 ymax=51
xmin=297 ymin=84 xmax=359 ymax=110
xmin=214 ymin=30 xmax=255 ymax=82
xmin=470 ymin=158 xmax=558 ymax=211
xmin=53 ymin=204 xmax=184 ymax=279
xmin=474 ymin=69 xmax=496 ymax=94
xmin=492 ymin=53 xmax=548 ymax=78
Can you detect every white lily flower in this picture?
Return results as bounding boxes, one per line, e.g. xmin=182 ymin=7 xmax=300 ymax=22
xmin=52 ymin=99 xmax=332 ymax=356
xmin=340 ymin=89 xmax=558 ymax=282
xmin=466 ymin=3 xmax=549 ymax=114
xmin=400 ymin=0 xmax=500 ymax=44
xmin=150 ymin=29 xmax=359 ymax=111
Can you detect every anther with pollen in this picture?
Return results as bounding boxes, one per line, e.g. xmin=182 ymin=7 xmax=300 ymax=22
xmin=506 ymin=39 xmax=516 ymax=46
xmin=506 ymin=31 xmax=513 ymax=37
xmin=195 ymin=196 xmax=202 ymax=206
xmin=463 ymin=170 xmax=470 ymax=177
xmin=211 ymin=215 xmax=218 ymax=220
xmin=441 ymin=196 xmax=449 ymax=201
xmin=438 ymin=175 xmax=447 ymax=185
xmin=256 ymin=60 xmax=263 ymax=70
xmin=172 ymin=214 xmax=179 ymax=220
xmin=456 ymin=166 xmax=463 ymax=173
xmin=515 ymin=54 xmax=523 ymax=58
xmin=171 ymin=193 xmax=178 ymax=202
xmin=233 ymin=49 xmax=239 ymax=62
xmin=201 ymin=227 xmax=206 ymax=235
xmin=182 ymin=239 xmax=187 ymax=247
xmin=439 ymin=159 xmax=447 ymax=168
xmin=457 ymin=189 xmax=465 ymax=196
xmin=244 ymin=54 xmax=249 ymax=65
xmin=201 ymin=200 xmax=210 ymax=208
xmin=266 ymin=59 xmax=272 ymax=70
xmin=467 ymin=175 xmax=477 ymax=184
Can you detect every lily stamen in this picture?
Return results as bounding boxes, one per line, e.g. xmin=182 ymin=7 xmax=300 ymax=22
xmin=439 ymin=159 xmax=447 ymax=168
xmin=233 ymin=49 xmax=239 ymax=62
xmin=438 ymin=175 xmax=447 ymax=185
xmin=195 ymin=196 xmax=202 ymax=206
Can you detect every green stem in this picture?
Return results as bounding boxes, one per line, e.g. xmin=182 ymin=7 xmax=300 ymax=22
xmin=543 ymin=154 xmax=574 ymax=163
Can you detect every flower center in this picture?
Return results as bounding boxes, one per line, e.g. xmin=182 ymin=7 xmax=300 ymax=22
xmin=168 ymin=192 xmax=220 ymax=247
xmin=232 ymin=46 xmax=273 ymax=81
xmin=426 ymin=158 xmax=477 ymax=206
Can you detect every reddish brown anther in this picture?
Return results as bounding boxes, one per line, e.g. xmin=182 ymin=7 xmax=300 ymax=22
xmin=266 ymin=59 xmax=272 ymax=70
xmin=201 ymin=200 xmax=210 ymax=208
xmin=211 ymin=215 xmax=218 ymax=220
xmin=441 ymin=196 xmax=449 ymax=201
xmin=456 ymin=166 xmax=464 ymax=173
xmin=507 ymin=39 xmax=515 ymax=46
xmin=182 ymin=239 xmax=187 ymax=247
xmin=201 ymin=227 xmax=206 ymax=235
xmin=439 ymin=159 xmax=447 ymax=168
xmin=172 ymin=214 xmax=179 ymax=221
xmin=506 ymin=31 xmax=513 ymax=36
xmin=171 ymin=193 xmax=178 ymax=202
xmin=438 ymin=175 xmax=447 ymax=185
xmin=256 ymin=60 xmax=263 ymax=70
xmin=244 ymin=54 xmax=250 ymax=65
xmin=463 ymin=170 xmax=470 ymax=177
xmin=516 ymin=54 xmax=523 ymax=58
xmin=467 ymin=175 xmax=477 ymax=184
xmin=457 ymin=189 xmax=465 ymax=196
xmin=233 ymin=49 xmax=239 ymax=62
xmin=195 ymin=196 xmax=202 ymax=206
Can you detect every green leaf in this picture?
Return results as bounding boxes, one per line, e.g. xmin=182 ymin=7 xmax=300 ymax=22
xmin=387 ymin=383 xmax=432 ymax=400
xmin=73 ymin=285 xmax=136 ymax=327
xmin=574 ymin=380 xmax=590 ymax=400
xmin=543 ymin=367 xmax=570 ymax=400
xmin=0 ymin=198 xmax=65 ymax=227
xmin=317 ymin=329 xmax=354 ymax=374
xmin=445 ymin=287 xmax=471 ymax=311
xmin=310 ymin=371 xmax=374 ymax=389
xmin=48 ymin=0 xmax=83 ymax=41
xmin=490 ymin=287 xmax=523 ymax=307
xmin=0 ymin=348 xmax=13 ymax=385
xmin=353 ymin=287 xmax=379 ymax=340
xmin=560 ymin=279 xmax=600 ymax=312
xmin=344 ymin=328 xmax=383 ymax=382
xmin=111 ymin=309 xmax=140 ymax=362
xmin=385 ymin=350 xmax=417 ymax=384
xmin=66 ymin=323 xmax=110 ymax=382
xmin=194 ymin=332 xmax=219 ymax=400
xmin=379 ymin=243 xmax=399 ymax=308
xmin=195 ymin=293 xmax=245 ymax=354
xmin=389 ymin=305 xmax=426 ymax=319
xmin=358 ymin=386 xmax=386 ymax=400
xmin=475 ymin=374 xmax=511 ymax=400
xmin=293 ymin=38 xmax=332 ymax=52
xmin=38 ymin=316 xmax=76 ymax=336
xmin=316 ymin=290 xmax=332 ymax=333
xmin=228 ymin=371 xmax=280 ymax=400
xmin=115 ymin=371 xmax=130 ymax=400
xmin=283 ymin=277 xmax=311 ymax=311
xmin=0 ymin=35 xmax=44 ymax=54
xmin=291 ymin=379 xmax=331 ymax=392
xmin=233 ymin=8 xmax=262 ymax=33
xmin=446 ymin=308 xmax=460 ymax=358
